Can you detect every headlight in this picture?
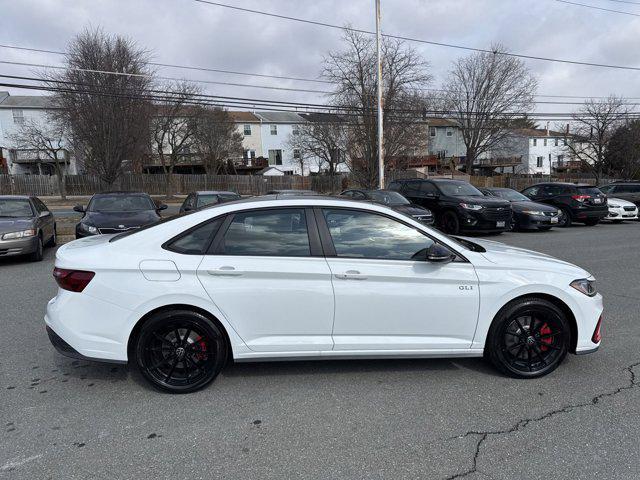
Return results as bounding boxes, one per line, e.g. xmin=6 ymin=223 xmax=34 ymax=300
xmin=570 ymin=278 xmax=597 ymax=297
xmin=1 ymin=229 xmax=36 ymax=240
xmin=608 ymin=203 xmax=620 ymax=208
xmin=79 ymin=223 xmax=99 ymax=234
xmin=522 ymin=210 xmax=545 ymax=215
xmin=460 ymin=203 xmax=483 ymax=210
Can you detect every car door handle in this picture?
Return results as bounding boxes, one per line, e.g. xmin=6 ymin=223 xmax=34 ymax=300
xmin=207 ymin=266 xmax=243 ymax=276
xmin=335 ymin=270 xmax=367 ymax=280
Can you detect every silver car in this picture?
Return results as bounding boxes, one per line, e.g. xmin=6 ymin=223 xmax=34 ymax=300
xmin=0 ymin=195 xmax=56 ymax=261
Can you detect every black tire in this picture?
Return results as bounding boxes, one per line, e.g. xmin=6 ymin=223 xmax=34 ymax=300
xmin=557 ymin=208 xmax=572 ymax=228
xmin=135 ymin=309 xmax=228 ymax=393
xmin=46 ymin=225 xmax=57 ymax=247
xmin=611 ymin=220 xmax=623 ymax=224
xmin=584 ymin=218 xmax=599 ymax=226
xmin=440 ymin=211 xmax=461 ymax=235
xmin=486 ymin=298 xmax=570 ymax=379
xmin=537 ymin=226 xmax=552 ymax=231
xmin=29 ymin=235 xmax=43 ymax=262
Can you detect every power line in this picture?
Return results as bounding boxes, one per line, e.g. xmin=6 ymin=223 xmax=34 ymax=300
xmin=555 ymin=0 xmax=640 ymax=16
xmin=602 ymin=0 xmax=640 ymax=5
xmin=192 ymin=0 xmax=640 ymax=72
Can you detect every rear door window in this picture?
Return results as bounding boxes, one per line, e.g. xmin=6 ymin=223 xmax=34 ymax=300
xmin=165 ymin=217 xmax=224 ymax=254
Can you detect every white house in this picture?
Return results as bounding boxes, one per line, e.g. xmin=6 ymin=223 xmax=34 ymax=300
xmin=253 ymin=111 xmax=307 ymax=175
xmin=229 ymin=111 xmax=263 ymax=162
xmin=0 ymin=92 xmax=79 ymax=175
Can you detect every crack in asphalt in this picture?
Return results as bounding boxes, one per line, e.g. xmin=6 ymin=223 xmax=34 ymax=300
xmin=443 ymin=361 xmax=640 ymax=480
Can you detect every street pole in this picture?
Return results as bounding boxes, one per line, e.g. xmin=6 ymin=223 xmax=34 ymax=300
xmin=375 ymin=0 xmax=384 ymax=189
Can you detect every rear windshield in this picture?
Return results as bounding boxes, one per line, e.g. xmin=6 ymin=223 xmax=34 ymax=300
xmin=0 ymin=199 xmax=34 ymax=217
xmin=576 ymin=186 xmax=603 ymax=196
xmin=89 ymin=194 xmax=155 ymax=212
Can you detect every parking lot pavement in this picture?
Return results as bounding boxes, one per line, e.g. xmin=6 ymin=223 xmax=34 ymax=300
xmin=1 ymin=222 xmax=640 ymax=479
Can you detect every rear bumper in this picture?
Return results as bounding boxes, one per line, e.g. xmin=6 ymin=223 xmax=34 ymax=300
xmin=46 ymin=326 xmax=125 ymax=364
xmin=571 ymin=206 xmax=608 ymax=220
xmin=0 ymin=236 xmax=39 ymax=257
xmin=575 ymin=345 xmax=600 ymax=355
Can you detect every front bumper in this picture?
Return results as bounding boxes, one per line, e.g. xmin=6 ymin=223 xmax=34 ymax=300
xmin=459 ymin=209 xmax=511 ymax=232
xmin=0 ymin=236 xmax=39 ymax=257
xmin=515 ymin=213 xmax=559 ymax=229
xmin=605 ymin=206 xmax=638 ymax=221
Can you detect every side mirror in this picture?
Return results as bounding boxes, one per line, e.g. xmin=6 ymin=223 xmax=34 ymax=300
xmin=426 ymin=243 xmax=455 ymax=263
xmin=39 ymin=211 xmax=50 ymax=218
xmin=73 ymin=205 xmax=85 ymax=213
xmin=183 ymin=206 xmax=193 ymax=212
xmin=157 ymin=204 xmax=168 ymax=211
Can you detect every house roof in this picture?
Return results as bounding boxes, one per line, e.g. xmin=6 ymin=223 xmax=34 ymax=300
xmin=426 ymin=118 xmax=458 ymax=127
xmin=0 ymin=93 xmax=56 ymax=109
xmin=228 ymin=111 xmax=261 ymax=122
xmin=254 ymin=111 xmax=307 ymax=123
xmin=512 ymin=128 xmax=567 ymax=138
xmin=298 ymin=112 xmax=347 ymax=123
xmin=258 ymin=166 xmax=284 ymax=175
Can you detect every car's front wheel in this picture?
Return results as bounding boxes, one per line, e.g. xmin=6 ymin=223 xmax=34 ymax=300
xmin=557 ymin=208 xmax=572 ymax=228
xmin=440 ymin=211 xmax=461 ymax=234
xmin=486 ymin=298 xmax=570 ymax=378
xmin=135 ymin=310 xmax=228 ymax=393
xmin=29 ymin=236 xmax=43 ymax=262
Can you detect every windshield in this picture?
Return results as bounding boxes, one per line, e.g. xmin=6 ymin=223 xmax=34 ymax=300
xmin=577 ymin=186 xmax=604 ymax=196
xmin=89 ymin=195 xmax=155 ymax=212
xmin=438 ymin=182 xmax=483 ymax=197
xmin=218 ymin=193 xmax=241 ymax=201
xmin=0 ymin=199 xmax=34 ymax=217
xmin=366 ymin=190 xmax=410 ymax=205
xmin=491 ymin=189 xmax=529 ymax=202
xmin=197 ymin=195 xmax=220 ymax=208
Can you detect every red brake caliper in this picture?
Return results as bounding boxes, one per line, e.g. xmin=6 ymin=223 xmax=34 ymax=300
xmin=194 ymin=336 xmax=207 ymax=360
xmin=539 ymin=324 xmax=552 ymax=351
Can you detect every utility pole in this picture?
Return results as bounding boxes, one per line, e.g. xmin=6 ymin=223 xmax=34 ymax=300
xmin=375 ymin=0 xmax=384 ymax=189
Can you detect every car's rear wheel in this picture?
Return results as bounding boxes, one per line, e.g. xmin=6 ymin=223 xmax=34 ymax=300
xmin=486 ymin=298 xmax=570 ymax=378
xmin=29 ymin=235 xmax=43 ymax=262
xmin=135 ymin=310 xmax=228 ymax=393
xmin=440 ymin=211 xmax=460 ymax=234
xmin=557 ymin=208 xmax=572 ymax=228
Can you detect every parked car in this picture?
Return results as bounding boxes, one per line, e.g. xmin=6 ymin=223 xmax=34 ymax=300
xmin=520 ymin=183 xmax=608 ymax=227
xmin=265 ymin=189 xmax=318 ymax=196
xmin=479 ymin=187 xmax=560 ymax=231
xmin=74 ymin=192 xmax=167 ymax=238
xmin=0 ymin=195 xmax=56 ymax=261
xmin=46 ymin=196 xmax=603 ymax=393
xmin=179 ymin=191 xmax=241 ymax=213
xmin=388 ymin=178 xmax=511 ymax=234
xmin=340 ymin=189 xmax=434 ymax=225
xmin=603 ymin=197 xmax=638 ymax=222
xmin=598 ymin=182 xmax=640 ymax=208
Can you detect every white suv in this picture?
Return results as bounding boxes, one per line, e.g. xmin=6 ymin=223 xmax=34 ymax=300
xmin=46 ymin=196 xmax=603 ymax=393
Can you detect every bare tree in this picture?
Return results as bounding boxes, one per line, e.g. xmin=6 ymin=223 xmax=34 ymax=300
xmin=151 ymin=81 xmax=201 ymax=197
xmin=10 ymin=116 xmax=70 ymax=199
xmin=287 ymin=114 xmax=348 ymax=177
xmin=323 ymin=29 xmax=431 ymax=188
xmin=48 ymin=27 xmax=153 ymax=186
xmin=563 ymin=96 xmax=628 ymax=182
xmin=193 ymin=108 xmax=244 ymax=175
xmin=445 ymin=44 xmax=537 ymax=172
xmin=605 ymin=119 xmax=640 ymax=179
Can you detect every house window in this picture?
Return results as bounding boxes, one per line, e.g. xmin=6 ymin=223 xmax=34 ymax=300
xmin=243 ymin=124 xmax=252 ymax=135
xmin=244 ymin=150 xmax=256 ymax=160
xmin=563 ymin=139 xmax=567 ymax=146
xmin=557 ymin=154 xmax=564 ymax=163
xmin=268 ymin=149 xmax=283 ymax=165
xmin=292 ymin=125 xmax=300 ymax=135
xmin=554 ymin=138 xmax=559 ymax=146
xmin=446 ymin=127 xmax=453 ymax=137
xmin=429 ymin=127 xmax=437 ymax=137
xmin=293 ymin=149 xmax=301 ymax=159
xmin=536 ymin=156 xmax=543 ymax=168
xmin=270 ymin=124 xmax=278 ymax=135
xmin=12 ymin=109 xmax=24 ymax=125
xmin=543 ymin=139 xmax=547 ymax=146
xmin=532 ymin=138 xmax=537 ymax=146
xmin=437 ymin=150 xmax=447 ymax=159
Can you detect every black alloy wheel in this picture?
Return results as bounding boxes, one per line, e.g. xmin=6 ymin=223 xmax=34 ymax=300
xmin=557 ymin=208 xmax=572 ymax=228
xmin=441 ymin=211 xmax=461 ymax=235
xmin=135 ymin=310 xmax=227 ymax=393
xmin=487 ymin=298 xmax=569 ymax=378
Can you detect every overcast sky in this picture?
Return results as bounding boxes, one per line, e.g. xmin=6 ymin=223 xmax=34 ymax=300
xmin=2 ymin=0 xmax=640 ymax=118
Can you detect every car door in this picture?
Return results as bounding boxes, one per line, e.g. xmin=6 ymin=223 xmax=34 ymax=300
xmin=318 ymin=207 xmax=480 ymax=351
xmin=196 ymin=207 xmax=335 ymax=352
xmin=32 ymin=197 xmax=54 ymax=240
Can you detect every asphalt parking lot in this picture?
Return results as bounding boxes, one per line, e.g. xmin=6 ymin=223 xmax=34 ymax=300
xmin=1 ymin=222 xmax=639 ymax=480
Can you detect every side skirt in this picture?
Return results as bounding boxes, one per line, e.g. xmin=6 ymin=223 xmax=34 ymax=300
xmin=234 ymin=348 xmax=484 ymax=363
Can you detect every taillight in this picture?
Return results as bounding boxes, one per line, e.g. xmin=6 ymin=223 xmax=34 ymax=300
xmin=572 ymin=194 xmax=591 ymax=202
xmin=592 ymin=315 xmax=603 ymax=343
xmin=53 ymin=267 xmax=95 ymax=292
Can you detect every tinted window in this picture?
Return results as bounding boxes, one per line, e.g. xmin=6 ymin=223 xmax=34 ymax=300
xmin=32 ymin=198 xmax=47 ymax=213
xmin=403 ymin=181 xmax=422 ymax=196
xmin=615 ymin=184 xmax=640 ymax=193
xmin=598 ymin=185 xmax=613 ymax=194
xmin=89 ymin=194 xmax=155 ymax=212
xmin=322 ymin=209 xmax=434 ymax=260
xmin=420 ymin=182 xmax=438 ymax=195
xmin=366 ymin=190 xmax=409 ymax=205
xmin=437 ymin=182 xmax=483 ymax=197
xmin=196 ymin=194 xmax=220 ymax=208
xmin=522 ymin=186 xmax=539 ymax=197
xmin=218 ymin=193 xmax=241 ymax=202
xmin=576 ymin=186 xmax=603 ymax=196
xmin=220 ymin=209 xmax=310 ymax=256
xmin=0 ymin=199 xmax=34 ymax=217
xmin=492 ymin=189 xmax=529 ymax=201
xmin=543 ymin=184 xmax=571 ymax=196
xmin=387 ymin=182 xmax=402 ymax=192
xmin=167 ymin=217 xmax=224 ymax=254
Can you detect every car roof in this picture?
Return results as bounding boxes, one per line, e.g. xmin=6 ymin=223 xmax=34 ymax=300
xmin=0 ymin=195 xmax=32 ymax=200
xmin=194 ymin=191 xmax=239 ymax=195
xmin=92 ymin=191 xmax=149 ymax=196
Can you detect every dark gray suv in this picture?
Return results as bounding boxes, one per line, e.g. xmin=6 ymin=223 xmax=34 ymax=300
xmin=0 ymin=195 xmax=56 ymax=261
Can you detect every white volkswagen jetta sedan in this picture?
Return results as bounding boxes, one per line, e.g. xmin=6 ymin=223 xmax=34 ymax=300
xmin=46 ymin=196 xmax=603 ymax=393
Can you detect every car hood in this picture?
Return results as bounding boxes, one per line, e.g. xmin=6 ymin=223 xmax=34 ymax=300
xmin=461 ymin=237 xmax=590 ymax=277
xmin=453 ymin=195 xmax=511 ymax=208
xmin=608 ymin=197 xmax=637 ymax=207
xmin=0 ymin=217 xmax=36 ymax=234
xmin=392 ymin=204 xmax=432 ymax=216
xmin=510 ymin=201 xmax=558 ymax=213
xmin=82 ymin=210 xmax=160 ymax=228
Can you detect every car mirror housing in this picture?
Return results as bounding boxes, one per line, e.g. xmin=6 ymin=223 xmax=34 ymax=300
xmin=73 ymin=205 xmax=85 ymax=213
xmin=426 ymin=243 xmax=455 ymax=263
xmin=158 ymin=204 xmax=168 ymax=211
